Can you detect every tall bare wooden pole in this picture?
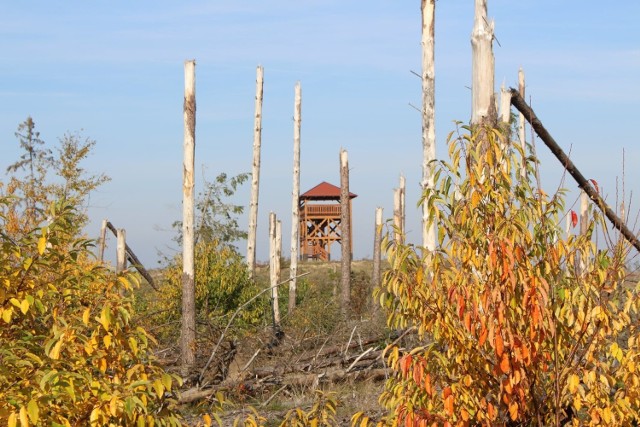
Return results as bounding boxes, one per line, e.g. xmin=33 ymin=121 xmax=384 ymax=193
xmin=181 ymin=59 xmax=197 ymax=370
xmin=116 ymin=228 xmax=126 ymax=274
xmin=500 ymin=82 xmax=511 ymax=124
xmin=289 ymin=82 xmax=301 ymax=313
xmin=98 ymin=219 xmax=108 ymax=262
xmin=421 ymin=0 xmax=436 ymax=252
xmin=247 ymin=65 xmax=264 ymax=279
xmin=269 ymin=212 xmax=281 ymax=330
xmin=580 ymin=191 xmax=589 ymax=236
xmin=372 ymin=207 xmax=383 ymax=311
xmin=518 ymin=68 xmax=527 ymax=178
xmin=340 ymin=149 xmax=351 ymax=316
xmin=399 ymin=174 xmax=406 ymax=243
xmin=276 ymin=219 xmax=282 ymax=285
xmin=471 ymin=0 xmax=496 ymax=125
xmin=393 ymin=188 xmax=402 ymax=245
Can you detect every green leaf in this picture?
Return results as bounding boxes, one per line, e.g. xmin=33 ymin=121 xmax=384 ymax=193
xmin=40 ymin=369 xmax=59 ymax=391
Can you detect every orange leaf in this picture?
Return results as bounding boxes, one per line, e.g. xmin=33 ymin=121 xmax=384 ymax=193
xmin=444 ymin=395 xmax=454 ymax=416
xmin=500 ymin=353 xmax=511 ymax=374
xmin=413 ymin=360 xmax=423 ymax=384
xmin=509 ymin=402 xmax=518 ymax=421
xmin=443 ymin=386 xmax=452 ymax=399
xmin=489 ymin=244 xmax=497 ymax=267
xmin=463 ymin=375 xmax=472 ymax=387
xmin=424 ymin=374 xmax=433 ymax=396
xmin=503 ymin=377 xmax=513 ymax=394
xmin=401 ymin=355 xmax=412 ymax=377
xmin=464 ymin=312 xmax=471 ymax=332
xmin=487 ymin=403 xmax=496 ymax=420
xmin=495 ymin=333 xmax=504 ymax=357
xmin=458 ymin=295 xmax=465 ymax=318
xmin=461 ymin=408 xmax=469 ymax=422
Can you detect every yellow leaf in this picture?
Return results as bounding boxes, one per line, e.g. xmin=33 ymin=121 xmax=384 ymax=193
xmin=82 ymin=308 xmax=90 ymax=326
xmin=153 ymin=379 xmax=164 ymax=399
xmin=568 ymin=374 xmax=579 ymax=394
xmin=603 ymin=407 xmax=612 ymax=424
xmin=103 ymin=334 xmax=112 ymax=349
xmin=129 ymin=337 xmax=139 ymax=356
xmin=19 ymin=406 xmax=29 ymax=427
xmin=161 ymin=373 xmax=172 ymax=392
xmin=573 ymin=396 xmax=582 ymax=411
xmin=90 ymin=408 xmax=101 ymax=425
xmin=109 ymin=396 xmax=118 ymax=417
xmin=202 ymin=414 xmax=212 ymax=427
xmin=3 ymin=307 xmax=13 ymax=323
xmin=27 ymin=399 xmax=39 ymax=425
xmin=8 ymin=412 xmax=17 ymax=427
xmin=99 ymin=306 xmax=111 ymax=332
xmin=49 ymin=339 xmax=63 ymax=360
xmin=20 ymin=299 xmax=29 ymax=315
xmin=471 ymin=191 xmax=480 ymax=208
xmin=37 ymin=236 xmax=47 ymax=255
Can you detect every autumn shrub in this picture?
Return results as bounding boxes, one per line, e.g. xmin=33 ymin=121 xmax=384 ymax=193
xmin=155 ymin=240 xmax=268 ymax=344
xmin=355 ymin=124 xmax=640 ymax=426
xmin=279 ymin=390 xmax=340 ymax=426
xmin=284 ymin=275 xmax=343 ymax=342
xmin=0 ymin=199 xmax=184 ymax=426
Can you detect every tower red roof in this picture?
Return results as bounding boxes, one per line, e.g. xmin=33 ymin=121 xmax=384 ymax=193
xmin=300 ymin=181 xmax=357 ymax=201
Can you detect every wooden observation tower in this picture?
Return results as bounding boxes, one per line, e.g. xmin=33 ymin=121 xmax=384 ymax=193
xmin=299 ymin=181 xmax=357 ymax=261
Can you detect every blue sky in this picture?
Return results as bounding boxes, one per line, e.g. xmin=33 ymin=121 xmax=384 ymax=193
xmin=1 ymin=1 xmax=639 ymax=266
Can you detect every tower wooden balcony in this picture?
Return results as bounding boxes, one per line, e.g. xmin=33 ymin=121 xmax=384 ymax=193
xmin=298 ymin=182 xmax=357 ymax=261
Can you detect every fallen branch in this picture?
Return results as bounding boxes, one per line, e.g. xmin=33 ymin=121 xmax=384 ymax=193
xmin=261 ymin=385 xmax=288 ymax=408
xmin=346 ymin=347 xmax=376 ymax=373
xmin=198 ymin=272 xmax=311 ymax=385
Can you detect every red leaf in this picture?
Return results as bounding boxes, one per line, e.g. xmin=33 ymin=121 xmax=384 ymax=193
xmin=571 ymin=210 xmax=578 ymax=228
xmin=590 ymin=179 xmax=599 ymax=193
